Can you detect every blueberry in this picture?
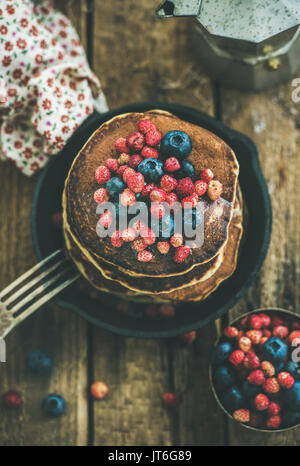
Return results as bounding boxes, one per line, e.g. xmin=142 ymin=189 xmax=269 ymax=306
xmin=160 ymin=131 xmax=192 ymax=160
xmin=27 ymin=350 xmax=52 ymax=375
xmin=152 ymin=214 xmax=174 ymax=239
xmin=183 ymin=208 xmax=203 ymax=232
xmin=176 ymin=160 xmax=195 ymax=179
xmin=285 ymin=361 xmax=300 ymax=381
xmin=262 ymin=337 xmax=288 ymax=363
xmin=42 ymin=394 xmax=66 ymax=418
xmin=212 ymin=342 xmax=233 ymax=365
xmin=220 ymin=386 xmax=245 ymax=413
xmin=282 ymin=410 xmax=300 ymax=428
xmin=106 ymin=177 xmax=126 ymax=199
xmin=213 ymin=364 xmax=236 ymax=389
xmin=138 ymin=158 xmax=164 ymax=182
xmin=241 ymin=380 xmax=260 ymax=398
xmin=285 ymin=381 xmax=300 ymax=410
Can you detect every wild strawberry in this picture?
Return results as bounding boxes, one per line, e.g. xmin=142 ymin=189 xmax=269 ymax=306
xmin=273 ymin=325 xmax=289 ymax=339
xmin=140 ymin=227 xmax=156 ymax=246
xmin=165 ymin=192 xmax=178 ymax=206
xmin=180 ymin=331 xmax=196 ymax=344
xmin=126 ymin=131 xmax=144 ymax=151
xmin=157 ymin=241 xmax=170 ymax=255
xmin=105 ymin=158 xmax=119 ymax=172
xmin=162 ymin=392 xmax=179 ymax=407
xmin=90 ymin=381 xmax=109 ymax=400
xmin=116 ymin=164 xmax=129 ymax=177
xmin=145 ymin=129 xmax=162 ymax=146
xmin=94 ymin=187 xmax=109 ymax=204
xmin=268 ymin=402 xmax=281 ymax=416
xmin=120 ymin=188 xmax=136 ymax=206
xmin=138 ymin=119 xmax=156 ymax=134
xmin=131 ymin=238 xmax=147 ymax=252
xmin=165 ymin=157 xmax=181 ymax=173
xmin=150 ymin=188 xmax=167 ymax=203
xmin=287 ymin=330 xmax=300 ymax=345
xmin=266 ymin=415 xmax=281 ymax=429
xmin=160 ymin=304 xmax=175 ymax=318
xmin=259 ymin=336 xmax=269 ymax=347
xmin=278 ymin=372 xmax=294 ymax=389
xmin=95 ymin=165 xmax=110 ymax=184
xmin=237 ymin=330 xmax=244 ymax=339
xmin=246 ymin=329 xmax=263 ymax=345
xmin=259 ymin=313 xmax=271 ymax=327
xmin=249 ymin=314 xmax=263 ymax=329
xmin=150 ymin=203 xmax=166 ymax=219
xmin=261 ymin=361 xmax=275 ymax=378
xmin=263 ymin=329 xmax=272 ymax=338
xmin=174 ymin=245 xmax=190 ymax=263
xmin=244 ymin=351 xmax=260 ymax=370
xmin=248 ymin=370 xmax=265 ymax=386
xmin=224 ymin=326 xmax=239 ymax=339
xmin=121 ymin=228 xmax=136 ymax=242
xmin=129 ymin=153 xmax=143 ymax=168
xmin=160 ymin=174 xmax=177 ymax=192
xmin=111 ymin=230 xmax=124 ymax=248
xmin=98 ymin=211 xmax=112 ymax=229
xmin=233 ymin=409 xmax=250 ymax=423
xmin=170 ymin=233 xmax=183 ymax=248
xmin=176 ymin=177 xmax=194 ymax=198
xmin=115 ymin=137 xmax=130 ymax=153
xmin=229 ymin=350 xmax=245 ymax=367
xmin=254 ymin=393 xmax=270 ymax=411
xmin=249 ymin=412 xmax=263 ymax=428
xmin=194 ymin=180 xmax=207 ymax=196
xmin=123 ymin=167 xmax=136 ymax=184
xmin=181 ymin=195 xmax=198 ymax=209
xmin=200 ymin=168 xmax=214 ymax=183
xmin=141 ymin=146 xmax=159 ymax=158
xmin=207 ymin=180 xmax=223 ymax=201
xmin=238 ymin=336 xmax=252 ymax=353
xmin=141 ymin=183 xmax=157 ymax=197
xmin=137 ymin=250 xmax=153 ymax=262
xmin=118 ymin=152 xmax=130 ymax=165
xmin=132 ymin=220 xmax=146 ymax=234
xmin=263 ymin=377 xmax=280 ymax=394
xmin=127 ymin=172 xmax=144 ymax=193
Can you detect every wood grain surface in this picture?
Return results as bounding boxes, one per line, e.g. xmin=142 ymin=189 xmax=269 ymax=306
xmin=0 ymin=0 xmax=299 ymax=446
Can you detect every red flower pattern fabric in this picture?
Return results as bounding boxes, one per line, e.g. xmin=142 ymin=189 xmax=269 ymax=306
xmin=0 ymin=0 xmax=108 ymax=175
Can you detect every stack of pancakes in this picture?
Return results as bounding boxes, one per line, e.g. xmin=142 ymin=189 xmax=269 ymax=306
xmin=63 ymin=111 xmax=243 ymax=303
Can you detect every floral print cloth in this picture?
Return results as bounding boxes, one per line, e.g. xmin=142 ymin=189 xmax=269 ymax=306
xmin=0 ymin=0 xmax=108 ymax=175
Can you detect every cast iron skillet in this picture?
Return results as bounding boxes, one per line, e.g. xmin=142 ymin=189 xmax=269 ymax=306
xmin=31 ymin=102 xmax=272 ymax=338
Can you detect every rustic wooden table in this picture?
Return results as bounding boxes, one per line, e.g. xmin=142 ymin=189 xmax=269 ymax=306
xmin=0 ymin=0 xmax=299 ymax=446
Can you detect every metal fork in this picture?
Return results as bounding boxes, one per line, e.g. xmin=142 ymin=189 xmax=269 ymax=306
xmin=0 ymin=250 xmax=80 ymax=338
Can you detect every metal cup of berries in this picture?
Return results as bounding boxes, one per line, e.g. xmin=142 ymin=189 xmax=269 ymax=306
xmin=209 ymin=308 xmax=300 ymax=432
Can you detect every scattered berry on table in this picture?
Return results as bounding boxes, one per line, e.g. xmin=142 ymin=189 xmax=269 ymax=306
xmin=42 ymin=394 xmax=66 ymax=417
xmin=180 ymin=331 xmax=197 ymax=344
xmin=27 ymin=350 xmax=52 ymax=375
xmin=90 ymin=381 xmax=109 ymax=400
xmin=3 ymin=390 xmax=22 ymax=409
xmin=162 ymin=392 xmax=179 ymax=407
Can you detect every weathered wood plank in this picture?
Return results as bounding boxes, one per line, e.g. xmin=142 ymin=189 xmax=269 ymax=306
xmin=222 ymin=81 xmax=300 ymax=445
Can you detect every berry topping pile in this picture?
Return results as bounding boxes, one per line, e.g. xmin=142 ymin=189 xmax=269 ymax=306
xmin=212 ymin=311 xmax=300 ymax=430
xmin=93 ymin=119 xmax=223 ymax=264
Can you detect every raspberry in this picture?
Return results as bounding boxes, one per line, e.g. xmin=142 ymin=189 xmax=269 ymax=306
xmin=233 ymin=409 xmax=250 ymax=423
xmin=181 ymin=195 xmax=198 ymax=209
xmin=145 ymin=129 xmax=162 ymax=146
xmin=259 ymin=313 xmax=271 ymax=327
xmin=138 ymin=119 xmax=156 ymax=134
xmin=126 ymin=131 xmax=144 ymax=151
xmin=121 ymin=228 xmax=136 ymax=242
xmin=131 ymin=238 xmax=148 ymax=252
xmin=246 ymin=329 xmax=263 ymax=345
xmin=3 ymin=390 xmax=22 ymax=409
xmin=160 ymin=304 xmax=175 ymax=318
xmin=174 ymin=245 xmax=190 ymax=263
xmin=263 ymin=377 xmax=280 ymax=394
xmin=162 ymin=392 xmax=179 ymax=407
xmin=140 ymin=227 xmax=156 ymax=246
xmin=278 ymin=372 xmax=295 ymax=389
xmin=141 ymin=183 xmax=157 ymax=197
xmin=165 ymin=157 xmax=181 ymax=173
xmin=114 ymin=137 xmax=130 ymax=153
xmin=111 ymin=230 xmax=124 ymax=248
xmin=224 ymin=326 xmax=239 ymax=339
xmin=254 ymin=393 xmax=270 ymax=411
xmin=180 ymin=331 xmax=196 ymax=344
xmin=120 ymin=188 xmax=136 ymax=206
xmin=137 ymin=250 xmax=153 ymax=262
xmin=95 ymin=165 xmax=110 ymax=184
xmin=229 ymin=350 xmax=245 ymax=367
xmin=90 ymin=381 xmax=109 ymax=400
xmin=261 ymin=361 xmax=275 ymax=378
xmin=266 ymin=415 xmax=281 ymax=429
xmin=194 ymin=180 xmax=207 ymax=196
xmin=268 ymin=402 xmax=281 ymax=416
xmin=98 ymin=211 xmax=112 ymax=229
xmin=141 ymin=146 xmax=159 ymax=159
xmin=249 ymin=314 xmax=263 ymax=329
xmin=123 ymin=167 xmax=136 ymax=184
xmin=165 ymin=192 xmax=178 ymax=206
xmin=94 ymin=188 xmax=109 ymax=204
xmin=118 ymin=152 xmax=130 ymax=165
xmin=116 ymin=164 xmax=129 ymax=177
xmin=273 ymin=325 xmax=289 ymax=339
xmin=243 ymin=351 xmax=260 ymax=370
xmin=176 ymin=177 xmax=194 ymax=198
xmin=129 ymin=153 xmax=143 ymax=168
xmin=150 ymin=203 xmax=166 ymax=219
xmin=105 ymin=158 xmax=119 ymax=172
xmin=248 ymin=370 xmax=265 ymax=386
xmin=160 ymin=174 xmax=177 ymax=192
xmin=249 ymin=412 xmax=263 ymax=428
xmin=157 ymin=241 xmax=170 ymax=255
xmin=150 ymin=188 xmax=167 ymax=203
xmin=238 ymin=336 xmax=252 ymax=353
xmin=200 ymin=168 xmax=214 ymax=183
xmin=170 ymin=233 xmax=183 ymax=248
xmin=127 ymin=172 xmax=145 ymax=193
xmin=207 ymin=180 xmax=223 ymax=201
xmin=287 ymin=330 xmax=300 ymax=345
